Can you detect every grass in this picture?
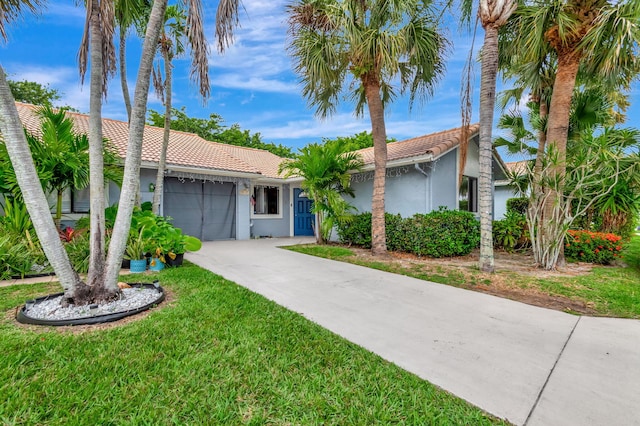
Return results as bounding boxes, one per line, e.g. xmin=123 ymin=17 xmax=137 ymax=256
xmin=0 ymin=265 xmax=506 ymax=425
xmin=287 ymin=236 xmax=640 ymax=319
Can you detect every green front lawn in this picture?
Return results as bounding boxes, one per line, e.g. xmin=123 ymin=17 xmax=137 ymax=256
xmin=287 ymin=236 xmax=640 ymax=319
xmin=0 ymin=265 xmax=506 ymax=425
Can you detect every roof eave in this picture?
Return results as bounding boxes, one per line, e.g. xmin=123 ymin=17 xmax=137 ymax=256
xmin=152 ymin=163 xmax=262 ymax=179
xmin=359 ymin=153 xmax=435 ymax=171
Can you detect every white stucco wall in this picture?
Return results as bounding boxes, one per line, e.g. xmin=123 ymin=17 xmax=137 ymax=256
xmin=494 ymin=184 xmax=517 ymax=220
xmin=251 ymin=183 xmax=291 ymax=238
xmin=349 ymin=165 xmax=430 ymax=216
xmin=430 ymin=149 xmax=459 ymax=211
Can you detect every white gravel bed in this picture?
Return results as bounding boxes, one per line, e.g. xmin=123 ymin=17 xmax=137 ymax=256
xmin=24 ymin=287 xmax=163 ymax=321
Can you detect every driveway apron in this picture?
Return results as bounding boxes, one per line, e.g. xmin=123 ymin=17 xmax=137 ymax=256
xmin=187 ymin=238 xmax=640 ymax=425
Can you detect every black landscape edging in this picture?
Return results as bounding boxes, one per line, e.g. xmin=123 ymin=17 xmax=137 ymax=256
xmin=16 ymin=283 xmax=165 ymax=326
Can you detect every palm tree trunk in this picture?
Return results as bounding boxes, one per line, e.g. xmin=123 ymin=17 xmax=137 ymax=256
xmin=0 ymin=66 xmax=85 ymax=302
xmin=364 ymin=74 xmax=387 ymax=256
xmin=119 ymin=26 xmax=132 ymax=123
xmin=315 ymin=209 xmax=324 ymax=244
xmin=478 ymin=24 xmax=499 ymax=273
xmin=104 ymin=0 xmax=168 ymax=288
xmin=533 ymin=97 xmax=548 ymax=183
xmin=55 ymin=189 xmax=63 ymax=230
xmin=152 ymin=50 xmax=172 ymax=215
xmin=86 ymin=0 xmax=110 ymax=297
xmin=541 ymin=54 xmax=580 ymax=269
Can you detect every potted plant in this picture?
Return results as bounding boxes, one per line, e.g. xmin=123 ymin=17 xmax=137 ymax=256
xmin=162 ymin=228 xmax=202 ymax=267
xmin=148 ymin=246 xmax=165 ymax=271
xmin=124 ymin=228 xmax=148 ymax=273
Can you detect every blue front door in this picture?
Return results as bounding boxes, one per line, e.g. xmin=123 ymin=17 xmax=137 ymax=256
xmin=293 ymin=188 xmax=314 ymax=236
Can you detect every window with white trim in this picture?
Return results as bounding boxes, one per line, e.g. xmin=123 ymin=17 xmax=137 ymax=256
xmin=252 ymin=185 xmax=280 ymax=216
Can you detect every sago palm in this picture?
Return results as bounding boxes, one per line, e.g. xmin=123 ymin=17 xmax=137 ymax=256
xmin=287 ymin=0 xmax=446 ymax=255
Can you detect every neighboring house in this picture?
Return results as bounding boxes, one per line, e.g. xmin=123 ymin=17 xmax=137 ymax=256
xmin=11 ymin=103 xmax=508 ymax=240
xmin=348 ymin=125 xmax=509 ymax=219
xmin=494 ymin=160 xmax=529 ymax=219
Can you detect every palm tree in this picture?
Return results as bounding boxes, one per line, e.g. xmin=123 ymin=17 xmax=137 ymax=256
xmin=509 ymin=0 xmax=640 ymax=268
xmin=25 ymin=106 xmax=121 ymax=229
xmin=287 ymin=0 xmax=446 ymax=255
xmin=466 ymin=0 xmax=517 ymax=273
xmin=279 ymin=140 xmax=363 ymax=244
xmin=151 ymin=3 xmax=210 ymax=215
xmin=115 ymin=0 xmax=151 ymax=122
xmin=0 ymin=0 xmax=44 ymax=42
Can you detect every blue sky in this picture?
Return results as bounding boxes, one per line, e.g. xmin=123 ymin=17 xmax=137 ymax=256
xmin=2 ymin=0 xmax=639 ymax=156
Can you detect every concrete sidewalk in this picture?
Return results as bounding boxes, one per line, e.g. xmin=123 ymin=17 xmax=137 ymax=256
xmin=187 ymin=238 xmax=640 ymax=425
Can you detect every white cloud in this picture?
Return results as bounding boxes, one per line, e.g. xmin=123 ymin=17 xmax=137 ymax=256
xmin=250 ymin=108 xmax=465 ymax=144
xmin=211 ymin=74 xmax=298 ymax=93
xmin=40 ymin=1 xmax=86 ymax=23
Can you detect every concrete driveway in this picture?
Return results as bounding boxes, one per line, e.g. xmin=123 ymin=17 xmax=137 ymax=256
xmin=187 ymin=238 xmax=640 ymax=425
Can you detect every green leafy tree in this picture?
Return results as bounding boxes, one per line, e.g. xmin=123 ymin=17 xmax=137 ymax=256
xmin=326 ymin=131 xmax=395 ymax=152
xmin=148 ymin=107 xmax=295 ymax=158
xmin=504 ymin=0 xmax=640 ymax=269
xmin=7 ymin=79 xmax=61 ymax=107
xmin=287 ymin=0 xmax=447 ymax=255
xmin=148 ymin=107 xmax=223 ymax=140
xmin=279 ymin=140 xmax=363 ymax=243
xmin=216 ymin=125 xmax=294 ymax=157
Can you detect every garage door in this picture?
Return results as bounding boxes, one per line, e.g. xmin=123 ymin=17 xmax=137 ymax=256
xmin=163 ymin=178 xmax=236 ymax=241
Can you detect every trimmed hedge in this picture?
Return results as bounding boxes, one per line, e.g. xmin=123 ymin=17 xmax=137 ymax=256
xmin=337 ymin=208 xmax=480 ymax=258
xmin=506 ymin=197 xmax=529 ymax=215
xmin=565 ymin=230 xmax=624 ymax=265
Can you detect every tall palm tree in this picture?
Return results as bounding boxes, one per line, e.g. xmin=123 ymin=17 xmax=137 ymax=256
xmin=287 ymin=0 xmax=447 ymax=255
xmin=510 ymin=0 xmax=640 ymax=268
xmin=115 ymin=0 xmax=151 ymax=122
xmin=151 ymin=3 xmax=210 ymax=215
xmin=279 ymin=140 xmax=363 ymax=244
xmin=0 ymin=0 xmax=44 ymax=41
xmin=461 ymin=0 xmax=516 ymax=273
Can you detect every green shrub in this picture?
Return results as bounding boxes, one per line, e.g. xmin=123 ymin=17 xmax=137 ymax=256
xmin=0 ymin=235 xmax=44 ymax=279
xmin=406 ymin=209 xmax=480 ymax=257
xmin=64 ymin=232 xmax=91 ymax=273
xmin=565 ymin=230 xmax=624 ymax=265
xmin=493 ymin=211 xmax=528 ymax=252
xmin=337 ymin=212 xmax=372 ymax=247
xmin=385 ymin=213 xmax=411 ymax=252
xmin=337 ymin=208 xmax=480 ymax=257
xmin=506 ymin=197 xmax=529 ymax=215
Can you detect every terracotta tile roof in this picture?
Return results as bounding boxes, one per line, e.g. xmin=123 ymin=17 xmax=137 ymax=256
xmin=214 ymin=143 xmax=286 ymax=179
xmin=13 ymin=102 xmax=264 ymax=176
xmin=505 ymin=160 xmax=531 ymax=176
xmin=355 ymin=124 xmax=480 ymax=165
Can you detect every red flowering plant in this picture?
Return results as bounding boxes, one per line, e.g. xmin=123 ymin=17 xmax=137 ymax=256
xmin=564 ymin=230 xmax=624 ymax=264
